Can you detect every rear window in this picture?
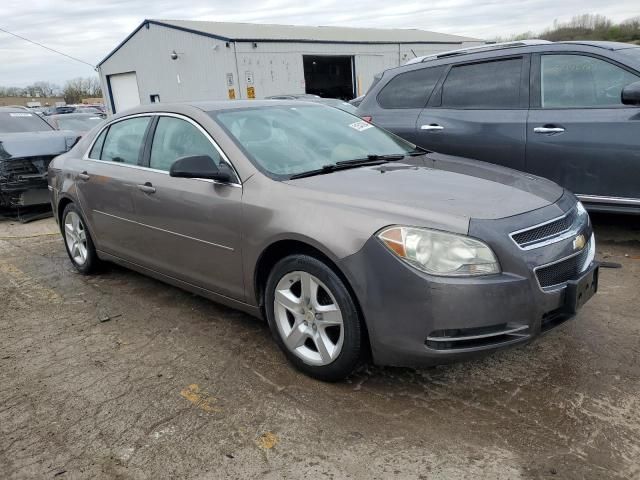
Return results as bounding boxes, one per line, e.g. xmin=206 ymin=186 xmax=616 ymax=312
xmin=377 ymin=66 xmax=445 ymax=109
xmin=0 ymin=112 xmax=53 ymax=133
xmin=441 ymin=58 xmax=523 ymax=108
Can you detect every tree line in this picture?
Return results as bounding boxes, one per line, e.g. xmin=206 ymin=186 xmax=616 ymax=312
xmin=0 ymin=77 xmax=102 ymax=104
xmin=496 ymin=14 xmax=640 ymax=43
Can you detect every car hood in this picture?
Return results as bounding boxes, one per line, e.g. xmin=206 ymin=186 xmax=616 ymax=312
xmin=0 ymin=130 xmax=79 ymax=160
xmin=284 ymin=153 xmax=564 ymax=224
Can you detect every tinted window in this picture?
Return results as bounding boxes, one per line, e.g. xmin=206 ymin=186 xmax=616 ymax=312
xmin=541 ymin=54 xmax=640 ymax=108
xmin=100 ymin=117 xmax=150 ymax=165
xmin=150 ymin=117 xmax=223 ymax=171
xmin=0 ymin=112 xmax=53 ymax=133
xmin=89 ymin=128 xmax=107 ymax=159
xmin=441 ymin=58 xmax=523 ymax=108
xmin=378 ymin=66 xmax=445 ymax=109
xmin=212 ymin=105 xmax=414 ymax=177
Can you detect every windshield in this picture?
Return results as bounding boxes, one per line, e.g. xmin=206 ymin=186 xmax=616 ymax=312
xmin=211 ymin=105 xmax=414 ymax=177
xmin=0 ymin=112 xmax=53 ymax=133
xmin=54 ymin=115 xmax=103 ymax=132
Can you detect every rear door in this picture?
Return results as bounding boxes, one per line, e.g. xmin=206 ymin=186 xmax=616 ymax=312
xmin=130 ymin=114 xmax=245 ymax=300
xmin=360 ymin=65 xmax=445 ymax=145
xmin=526 ymin=53 xmax=640 ymax=200
xmin=75 ymin=115 xmax=152 ymax=262
xmin=415 ymin=55 xmax=530 ymax=171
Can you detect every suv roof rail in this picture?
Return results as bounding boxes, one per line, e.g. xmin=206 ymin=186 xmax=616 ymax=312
xmin=405 ymin=40 xmax=552 ymax=65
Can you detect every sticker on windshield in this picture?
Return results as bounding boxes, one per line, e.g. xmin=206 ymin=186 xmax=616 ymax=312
xmin=349 ymin=121 xmax=373 ymax=132
xmin=9 ymin=112 xmax=33 ymax=117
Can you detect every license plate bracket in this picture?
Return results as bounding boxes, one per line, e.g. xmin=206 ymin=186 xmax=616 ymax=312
xmin=564 ymin=265 xmax=599 ymax=313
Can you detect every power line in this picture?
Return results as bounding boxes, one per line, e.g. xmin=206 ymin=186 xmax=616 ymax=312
xmin=0 ymin=25 xmax=96 ymax=69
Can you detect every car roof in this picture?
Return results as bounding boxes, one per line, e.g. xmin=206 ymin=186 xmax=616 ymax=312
xmin=0 ymin=106 xmax=30 ymax=113
xmin=108 ymin=100 xmax=329 ymax=120
xmin=556 ymin=40 xmax=639 ymax=51
xmin=406 ymin=39 xmax=639 ymax=66
xmin=50 ymin=113 xmax=103 ymax=119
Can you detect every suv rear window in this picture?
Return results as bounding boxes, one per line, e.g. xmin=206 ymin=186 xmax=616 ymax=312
xmin=441 ymin=58 xmax=523 ymax=108
xmin=377 ymin=66 xmax=445 ymax=109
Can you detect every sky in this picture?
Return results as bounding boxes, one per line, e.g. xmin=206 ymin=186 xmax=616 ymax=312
xmin=0 ymin=0 xmax=638 ymax=87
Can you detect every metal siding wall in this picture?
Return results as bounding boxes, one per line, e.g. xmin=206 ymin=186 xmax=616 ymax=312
xmin=99 ymin=24 xmax=484 ymax=106
xmin=100 ymin=23 xmax=238 ymax=110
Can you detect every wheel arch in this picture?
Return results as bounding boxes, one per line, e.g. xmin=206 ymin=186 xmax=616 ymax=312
xmin=253 ymin=239 xmax=370 ymax=356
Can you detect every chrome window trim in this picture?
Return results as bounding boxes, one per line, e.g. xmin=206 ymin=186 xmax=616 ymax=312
xmin=82 ymin=112 xmax=242 ymax=188
xmin=509 ymin=206 xmax=578 ymax=251
xmin=577 ymin=194 xmax=640 ymax=206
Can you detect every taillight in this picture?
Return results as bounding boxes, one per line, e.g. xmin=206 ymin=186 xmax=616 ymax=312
xmin=361 ymin=116 xmax=372 ymax=123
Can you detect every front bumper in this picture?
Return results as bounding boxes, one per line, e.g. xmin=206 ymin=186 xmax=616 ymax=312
xmin=339 ymin=193 xmax=598 ymax=368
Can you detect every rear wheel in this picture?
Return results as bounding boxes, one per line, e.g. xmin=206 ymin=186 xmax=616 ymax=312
xmin=62 ymin=203 xmax=99 ymax=274
xmin=265 ymin=254 xmax=363 ymax=381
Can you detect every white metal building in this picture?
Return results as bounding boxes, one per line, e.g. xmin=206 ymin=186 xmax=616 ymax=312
xmin=97 ymin=19 xmax=483 ymax=114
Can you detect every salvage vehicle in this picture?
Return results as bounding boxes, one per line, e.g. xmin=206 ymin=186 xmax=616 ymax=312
xmin=48 ymin=101 xmax=598 ymax=381
xmin=0 ymin=107 xmax=79 ymax=211
xmin=358 ymin=40 xmax=640 ymax=214
xmin=47 ymin=113 xmax=105 ymax=135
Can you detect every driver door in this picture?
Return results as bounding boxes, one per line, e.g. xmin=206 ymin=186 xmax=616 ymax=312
xmin=526 ymin=53 xmax=640 ymax=199
xmin=130 ymin=115 xmax=245 ymax=301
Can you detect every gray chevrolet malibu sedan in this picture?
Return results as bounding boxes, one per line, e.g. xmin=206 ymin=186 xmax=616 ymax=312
xmin=48 ymin=101 xmax=598 ymax=381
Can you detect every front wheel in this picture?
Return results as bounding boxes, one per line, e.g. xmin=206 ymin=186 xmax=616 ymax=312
xmin=265 ymin=254 xmax=363 ymax=381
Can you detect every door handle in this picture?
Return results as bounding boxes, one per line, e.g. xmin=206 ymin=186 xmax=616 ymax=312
xmin=137 ymin=182 xmax=156 ymax=194
xmin=78 ymin=171 xmax=90 ymax=181
xmin=534 ymin=126 xmax=565 ymax=134
xmin=420 ymin=124 xmax=444 ymax=131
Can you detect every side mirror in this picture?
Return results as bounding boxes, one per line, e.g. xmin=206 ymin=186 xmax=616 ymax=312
xmin=621 ymin=81 xmax=640 ymax=106
xmin=169 ymin=155 xmax=232 ymax=182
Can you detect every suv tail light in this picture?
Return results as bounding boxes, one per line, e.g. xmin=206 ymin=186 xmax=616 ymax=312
xmin=361 ymin=116 xmax=372 ymax=123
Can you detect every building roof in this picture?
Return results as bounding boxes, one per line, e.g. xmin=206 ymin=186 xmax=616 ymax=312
xmin=98 ymin=19 xmax=483 ymax=66
xmin=154 ymin=19 xmax=481 ymax=44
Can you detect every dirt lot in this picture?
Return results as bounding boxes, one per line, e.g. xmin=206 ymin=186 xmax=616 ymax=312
xmin=0 ymin=213 xmax=639 ymax=479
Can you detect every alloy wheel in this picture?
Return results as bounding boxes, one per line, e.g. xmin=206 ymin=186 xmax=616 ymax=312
xmin=64 ymin=211 xmax=88 ymax=266
xmin=273 ymin=271 xmax=344 ymax=366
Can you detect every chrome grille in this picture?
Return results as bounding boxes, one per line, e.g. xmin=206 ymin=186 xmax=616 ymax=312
xmin=535 ymin=243 xmax=591 ymax=289
xmin=511 ymin=209 xmax=576 ymax=248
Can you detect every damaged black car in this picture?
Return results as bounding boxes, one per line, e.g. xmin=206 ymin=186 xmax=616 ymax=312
xmin=0 ymin=107 xmax=79 ymax=215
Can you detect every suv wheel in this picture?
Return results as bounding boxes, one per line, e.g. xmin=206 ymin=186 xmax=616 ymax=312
xmin=265 ymin=254 xmax=363 ymax=381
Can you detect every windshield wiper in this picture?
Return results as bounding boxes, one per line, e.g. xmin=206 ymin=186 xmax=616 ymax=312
xmin=289 ymin=154 xmax=409 ymax=180
xmin=335 ymin=154 xmax=405 ymax=165
xmin=406 ymin=145 xmax=431 ymax=156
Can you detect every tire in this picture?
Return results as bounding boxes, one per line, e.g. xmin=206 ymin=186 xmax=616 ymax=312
xmin=61 ymin=203 xmax=100 ymax=274
xmin=265 ymin=254 xmax=363 ymax=382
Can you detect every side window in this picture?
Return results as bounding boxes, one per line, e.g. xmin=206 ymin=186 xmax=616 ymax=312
xmin=88 ymin=127 xmax=107 ymax=159
xmin=441 ymin=58 xmax=523 ymax=108
xmin=377 ymin=66 xmax=445 ymax=109
xmin=541 ymin=54 xmax=639 ymax=108
xmin=100 ymin=117 xmax=150 ymax=165
xmin=149 ymin=117 xmax=223 ymax=172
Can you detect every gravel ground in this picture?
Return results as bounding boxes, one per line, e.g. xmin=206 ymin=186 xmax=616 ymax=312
xmin=0 ymin=213 xmax=639 ymax=479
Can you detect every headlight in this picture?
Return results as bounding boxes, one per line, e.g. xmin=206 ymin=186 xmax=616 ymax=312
xmin=377 ymin=226 xmax=500 ymax=276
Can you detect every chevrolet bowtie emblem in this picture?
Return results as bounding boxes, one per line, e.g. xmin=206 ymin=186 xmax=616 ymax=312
xmin=573 ymin=234 xmax=586 ymax=251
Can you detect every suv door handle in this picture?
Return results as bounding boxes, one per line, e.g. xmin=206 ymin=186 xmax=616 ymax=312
xmin=78 ymin=171 xmax=90 ymax=181
xmin=137 ymin=182 xmax=156 ymax=194
xmin=420 ymin=124 xmax=444 ymax=131
xmin=534 ymin=126 xmax=565 ymax=134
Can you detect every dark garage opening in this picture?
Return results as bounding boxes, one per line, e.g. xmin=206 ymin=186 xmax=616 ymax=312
xmin=303 ymin=55 xmax=355 ymax=100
